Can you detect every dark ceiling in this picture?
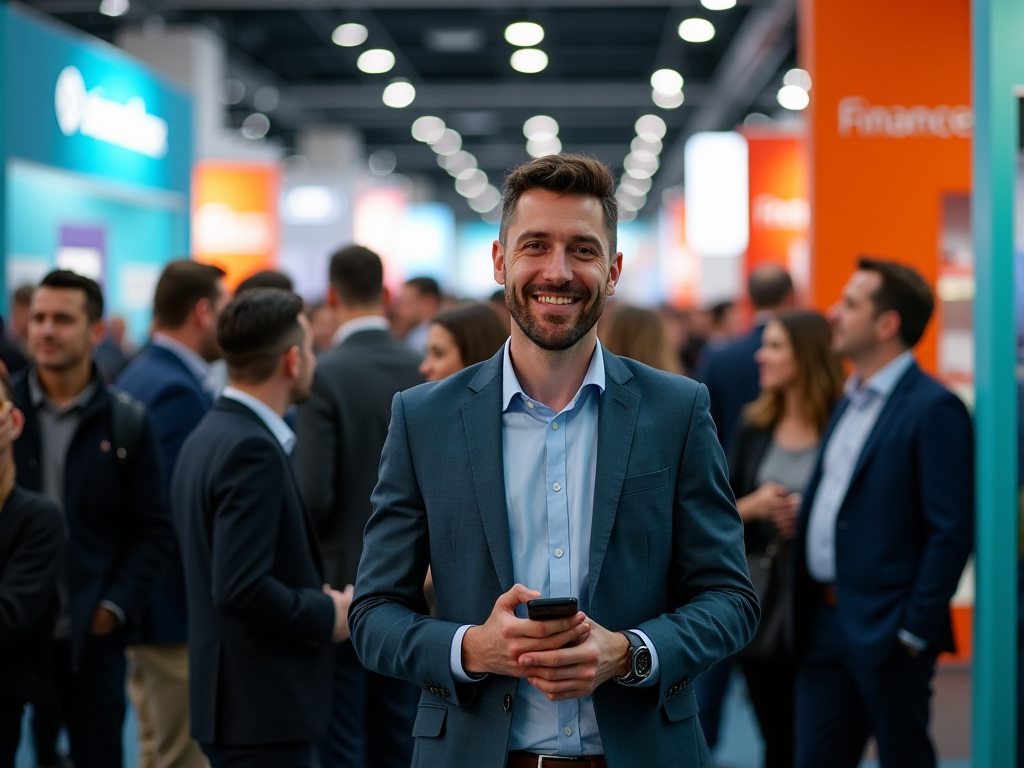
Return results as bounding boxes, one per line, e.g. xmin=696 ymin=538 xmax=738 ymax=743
xmin=24 ymin=0 xmax=798 ymax=220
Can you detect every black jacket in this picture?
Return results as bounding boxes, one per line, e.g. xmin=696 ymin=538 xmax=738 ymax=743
xmin=699 ymin=324 xmax=765 ymax=452
xmin=727 ymin=418 xmax=777 ymax=554
xmin=173 ymin=398 xmax=335 ymax=746
xmin=294 ymin=328 xmax=424 ymax=587
xmin=12 ymin=367 xmax=172 ymax=662
xmin=0 ymin=486 xmax=65 ymax=705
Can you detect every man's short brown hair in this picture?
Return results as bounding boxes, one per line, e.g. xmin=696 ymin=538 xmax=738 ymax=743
xmin=499 ymin=154 xmax=619 ymax=255
xmin=858 ymin=257 xmax=935 ymax=349
xmin=153 ymin=260 xmax=226 ymax=329
xmin=217 ymin=288 xmax=304 ymax=384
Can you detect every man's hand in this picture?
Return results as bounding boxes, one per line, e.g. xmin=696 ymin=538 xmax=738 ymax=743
xmin=462 ymin=584 xmax=590 ymax=678
xmin=90 ymin=606 xmax=119 ymax=636
xmin=770 ymin=493 xmax=801 ymax=540
xmin=325 ymin=583 xmax=354 ymax=642
xmin=520 ymin=618 xmax=631 ymax=701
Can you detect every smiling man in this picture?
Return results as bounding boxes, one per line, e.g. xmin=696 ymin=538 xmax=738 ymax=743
xmin=349 ymin=154 xmax=759 ymax=768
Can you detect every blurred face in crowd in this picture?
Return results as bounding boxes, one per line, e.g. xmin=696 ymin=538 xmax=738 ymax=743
xmin=29 ymin=287 xmax=104 ymax=372
xmin=755 ymin=320 xmax=797 ymax=392
xmin=309 ymin=305 xmax=339 ymax=352
xmin=0 ymin=394 xmax=25 ymax=456
xmin=391 ymin=285 xmax=438 ymax=338
xmin=419 ymin=323 xmax=463 ymax=382
xmin=288 ymin=315 xmax=317 ymax=404
xmin=494 ymin=189 xmax=622 ymax=352
xmin=198 ymin=280 xmax=230 ymax=362
xmin=829 ymin=270 xmax=893 ymax=360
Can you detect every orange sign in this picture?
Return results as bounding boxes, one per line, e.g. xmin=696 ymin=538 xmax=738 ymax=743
xmin=192 ymin=162 xmax=280 ymax=290
xmin=800 ymin=0 xmax=971 ymax=372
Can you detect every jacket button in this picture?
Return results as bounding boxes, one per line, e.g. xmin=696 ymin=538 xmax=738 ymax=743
xmin=681 ymin=678 xmax=689 ymax=688
xmin=503 ymin=693 xmax=513 ymax=712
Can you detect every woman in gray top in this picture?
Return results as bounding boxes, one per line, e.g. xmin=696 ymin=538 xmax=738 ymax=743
xmin=727 ymin=310 xmax=845 ymax=768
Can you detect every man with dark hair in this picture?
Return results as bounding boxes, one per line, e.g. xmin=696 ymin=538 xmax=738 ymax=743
xmin=118 ymin=259 xmax=229 ymax=768
xmin=350 ymin=153 xmax=757 ymax=767
xmin=234 ymin=269 xmax=294 ymax=296
xmin=174 ymin=288 xmax=350 ymax=768
xmin=792 ymin=258 xmax=973 ymax=768
xmin=294 ymin=245 xmax=423 ymax=768
xmin=10 ymin=284 xmax=34 ymax=355
xmin=12 ymin=269 xmax=171 ymax=766
xmin=391 ymin=276 xmax=442 ymax=355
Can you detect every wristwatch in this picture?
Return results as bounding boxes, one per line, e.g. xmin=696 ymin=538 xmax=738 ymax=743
xmin=614 ymin=630 xmax=652 ymax=685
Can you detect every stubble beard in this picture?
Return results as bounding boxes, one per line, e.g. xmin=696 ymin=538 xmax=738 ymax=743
xmin=505 ymin=274 xmax=606 ymax=352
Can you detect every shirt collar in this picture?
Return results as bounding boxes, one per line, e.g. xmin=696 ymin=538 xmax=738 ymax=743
xmin=333 ymin=315 xmax=390 ymax=347
xmin=221 ymin=386 xmax=297 ymax=454
xmin=28 ymin=367 xmax=99 ymax=413
xmin=845 ymin=350 xmax=915 ymax=400
xmin=151 ymin=333 xmax=217 ymax=393
xmin=501 ymin=338 xmax=606 ymax=413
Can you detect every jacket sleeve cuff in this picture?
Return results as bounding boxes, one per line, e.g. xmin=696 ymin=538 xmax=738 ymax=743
xmin=450 ymin=624 xmax=487 ymax=683
xmin=99 ymin=600 xmax=126 ymax=626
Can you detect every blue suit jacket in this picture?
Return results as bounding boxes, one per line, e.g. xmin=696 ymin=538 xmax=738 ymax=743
xmin=118 ymin=344 xmax=214 ymax=643
xmin=698 ymin=325 xmax=764 ymax=451
xmin=349 ymin=348 xmax=759 ymax=768
xmin=793 ymin=363 xmax=975 ymax=666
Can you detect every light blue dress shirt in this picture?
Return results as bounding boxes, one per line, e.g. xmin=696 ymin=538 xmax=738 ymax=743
xmin=220 ymin=387 xmax=297 ymax=455
xmin=805 ymin=350 xmax=914 ymax=583
xmin=152 ymin=332 xmax=220 ymax=395
xmin=449 ymin=340 xmax=659 ymax=756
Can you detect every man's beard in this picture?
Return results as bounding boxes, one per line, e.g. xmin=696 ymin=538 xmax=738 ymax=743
xmin=505 ymin=277 xmax=606 ymax=352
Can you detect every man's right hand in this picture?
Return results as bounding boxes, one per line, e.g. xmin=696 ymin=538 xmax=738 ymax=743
xmin=461 ymin=584 xmax=590 ymax=678
xmin=326 ymin=583 xmax=354 ymax=642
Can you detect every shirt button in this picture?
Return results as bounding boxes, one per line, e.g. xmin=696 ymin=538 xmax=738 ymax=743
xmin=527 ymin=401 xmax=535 ymax=409
xmin=553 ymin=482 xmax=561 ymax=492
xmin=555 ymin=548 xmax=564 ymax=558
xmin=564 ymin=727 xmax=572 ymax=736
xmin=552 ymin=422 xmax=558 ymax=430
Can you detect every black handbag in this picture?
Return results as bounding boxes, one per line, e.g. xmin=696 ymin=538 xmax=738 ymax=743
xmin=740 ymin=533 xmax=794 ymax=660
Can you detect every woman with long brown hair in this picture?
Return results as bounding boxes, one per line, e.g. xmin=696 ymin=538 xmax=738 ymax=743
xmin=729 ymin=310 xmax=845 ymax=768
xmin=599 ymin=304 xmax=682 ymax=374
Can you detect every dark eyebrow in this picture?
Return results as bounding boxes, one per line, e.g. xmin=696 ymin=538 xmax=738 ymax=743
xmin=514 ymin=231 xmax=606 ymax=255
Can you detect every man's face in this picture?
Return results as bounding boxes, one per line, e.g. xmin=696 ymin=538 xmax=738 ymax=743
xmin=28 ymin=287 xmax=103 ymax=372
xmin=289 ymin=314 xmax=317 ymax=404
xmin=198 ymin=280 xmax=230 ymax=362
xmin=493 ymin=189 xmax=622 ymax=352
xmin=829 ymin=270 xmax=886 ymax=359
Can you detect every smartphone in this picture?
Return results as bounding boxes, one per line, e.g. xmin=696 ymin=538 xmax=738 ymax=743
xmin=527 ymin=597 xmax=579 ymax=621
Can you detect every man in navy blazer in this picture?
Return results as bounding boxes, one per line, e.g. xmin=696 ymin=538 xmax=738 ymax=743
xmin=118 ymin=260 xmax=229 ymax=768
xmin=349 ymin=155 xmax=758 ymax=768
xmin=793 ymin=258 xmax=974 ymax=768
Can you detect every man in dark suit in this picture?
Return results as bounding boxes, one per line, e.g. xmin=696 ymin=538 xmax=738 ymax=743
xmin=174 ymin=288 xmax=351 ymax=768
xmin=793 ymin=258 xmax=974 ymax=768
xmin=294 ymin=245 xmax=424 ymax=768
xmin=349 ymin=154 xmax=758 ymax=768
xmin=118 ymin=260 xmax=229 ymax=768
xmin=13 ymin=270 xmax=172 ymax=767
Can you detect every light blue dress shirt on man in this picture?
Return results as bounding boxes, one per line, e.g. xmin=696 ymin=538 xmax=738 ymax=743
xmin=449 ymin=340 xmax=659 ymax=756
xmin=220 ymin=386 xmax=297 ymax=455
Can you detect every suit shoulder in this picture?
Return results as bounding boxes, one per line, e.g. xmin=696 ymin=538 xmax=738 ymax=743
xmin=618 ymin=356 xmax=701 ymax=396
xmin=398 ymin=363 xmax=483 ymax=413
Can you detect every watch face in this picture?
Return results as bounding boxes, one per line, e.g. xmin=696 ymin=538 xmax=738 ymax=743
xmin=635 ymin=648 xmax=653 ymax=677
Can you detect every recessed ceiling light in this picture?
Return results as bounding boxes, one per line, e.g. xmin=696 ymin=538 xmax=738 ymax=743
xmin=652 ymin=89 xmax=685 ymax=109
xmin=382 ymin=80 xmax=416 ymax=108
xmin=511 ymin=49 xmax=549 ymax=74
xmin=777 ymin=84 xmax=809 ymax=111
xmin=357 ymin=48 xmax=395 ymax=74
xmin=470 ymin=185 xmax=502 ymax=214
xmin=441 ymin=150 xmax=478 ymax=177
xmin=620 ymin=174 xmax=652 ymax=195
xmin=253 ymin=85 xmax=279 ymax=112
xmin=700 ymin=0 xmax=736 ymax=9
xmin=332 ymin=23 xmax=368 ymax=47
xmin=431 ymin=128 xmax=463 ymax=156
xmin=411 ymin=116 xmax=446 ymax=143
xmin=505 ymin=21 xmax=544 ymax=47
xmin=241 ymin=113 xmax=270 ymax=140
xmin=99 ymin=0 xmax=129 ymax=17
xmin=455 ymin=169 xmax=489 ymax=198
xmin=631 ymin=136 xmax=663 ymax=156
xmin=368 ymin=149 xmax=397 ymax=176
xmin=623 ymin=151 xmax=659 ymax=179
xmin=527 ymin=137 xmax=562 ymax=158
xmin=523 ymin=115 xmax=559 ymax=142
xmin=650 ymin=68 xmax=684 ymax=95
xmin=783 ymin=68 xmax=812 ymax=91
xmin=678 ymin=18 xmax=715 ymax=43
xmin=635 ymin=114 xmax=667 ymax=141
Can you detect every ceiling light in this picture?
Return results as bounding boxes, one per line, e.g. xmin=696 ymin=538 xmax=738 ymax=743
xmin=623 ymin=165 xmax=658 ymax=182
xmin=221 ymin=79 xmax=245 ymax=106
xmin=526 ymin=137 xmax=562 ymax=157
xmin=253 ymin=85 xmax=279 ymax=112
xmin=678 ymin=18 xmax=715 ymax=43
xmin=357 ymin=49 xmax=395 ymax=74
xmin=99 ymin=0 xmax=129 ymax=17
xmin=241 ymin=113 xmax=270 ymax=140
xmin=505 ymin=21 xmax=544 ymax=47
xmin=523 ymin=115 xmax=559 ymax=142
xmin=411 ymin=116 xmax=446 ymax=143
xmin=620 ymin=207 xmax=638 ymax=223
xmin=700 ymin=0 xmax=737 ymax=9
xmin=650 ymin=69 xmax=684 ymax=95
xmin=368 ymin=149 xmax=397 ymax=176
xmin=469 ymin=185 xmax=502 ymax=213
xmin=784 ymin=68 xmax=812 ymax=91
xmin=511 ymin=49 xmax=548 ymax=74
xmin=440 ymin=150 xmax=477 ymax=176
xmin=382 ymin=80 xmax=416 ymax=108
xmin=624 ymin=150 xmax=659 ymax=176
xmin=332 ymin=23 xmax=368 ymax=47
xmin=455 ymin=169 xmax=489 ymax=198
xmin=431 ymin=128 xmax=463 ymax=155
xmin=635 ymin=114 xmax=667 ymax=141
xmin=777 ymin=84 xmax=810 ymax=110
xmin=620 ymin=174 xmax=652 ymax=195
xmin=652 ymin=89 xmax=685 ymax=109
xmin=631 ymin=136 xmax=663 ymax=155
xmin=616 ymin=186 xmax=647 ymax=208
xmin=615 ymin=192 xmax=641 ymax=213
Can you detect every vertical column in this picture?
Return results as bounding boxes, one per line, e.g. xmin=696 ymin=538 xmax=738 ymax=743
xmin=971 ymin=0 xmax=1021 ymax=764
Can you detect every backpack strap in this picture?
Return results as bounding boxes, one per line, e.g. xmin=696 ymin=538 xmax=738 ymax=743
xmin=110 ymin=389 xmax=146 ymax=470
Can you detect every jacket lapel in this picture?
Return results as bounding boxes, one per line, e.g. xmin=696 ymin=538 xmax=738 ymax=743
xmin=461 ymin=353 xmax=515 ymax=592
xmin=845 ymin=364 xmax=918 ymax=493
xmin=589 ymin=351 xmax=639 ymax=605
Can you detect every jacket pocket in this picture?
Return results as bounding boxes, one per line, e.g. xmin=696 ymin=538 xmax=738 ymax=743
xmin=621 ymin=467 xmax=670 ymax=497
xmin=663 ymin=688 xmax=698 ymax=723
xmin=412 ymin=704 xmax=447 ymax=738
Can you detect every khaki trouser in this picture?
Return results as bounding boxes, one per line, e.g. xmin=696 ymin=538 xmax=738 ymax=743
xmin=126 ymin=644 xmax=208 ymax=768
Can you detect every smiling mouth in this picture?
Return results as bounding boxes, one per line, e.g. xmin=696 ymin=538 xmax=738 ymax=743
xmin=533 ymin=294 xmax=580 ymax=306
